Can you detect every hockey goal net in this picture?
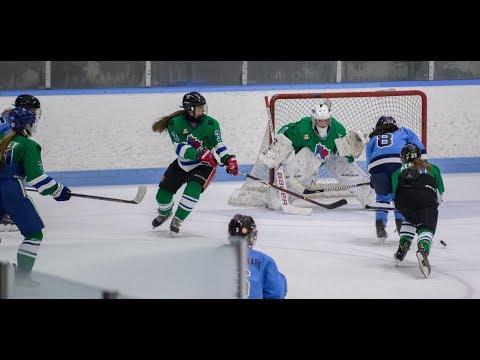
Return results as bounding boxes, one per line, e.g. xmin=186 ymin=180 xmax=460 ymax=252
xmin=228 ymin=90 xmax=427 ymax=207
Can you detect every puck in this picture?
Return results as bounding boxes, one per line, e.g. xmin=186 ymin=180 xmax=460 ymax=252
xmin=440 ymin=240 xmax=447 ymax=247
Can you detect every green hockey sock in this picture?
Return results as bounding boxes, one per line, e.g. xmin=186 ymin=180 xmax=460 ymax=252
xmin=17 ymin=231 xmax=43 ymax=273
xmin=156 ymin=187 xmax=174 ymax=216
xmin=174 ymin=181 xmax=202 ymax=221
xmin=398 ymin=235 xmax=413 ymax=251
xmin=417 ymin=227 xmax=433 ymax=254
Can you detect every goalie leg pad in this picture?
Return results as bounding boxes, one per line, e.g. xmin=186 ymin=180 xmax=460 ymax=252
xmin=325 ymin=155 xmax=375 ymax=207
xmin=283 ymin=147 xmax=321 ymax=193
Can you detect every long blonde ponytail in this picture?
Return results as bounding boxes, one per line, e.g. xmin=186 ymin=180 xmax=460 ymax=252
xmin=152 ymin=110 xmax=185 ymax=133
xmin=412 ymin=158 xmax=432 ymax=171
xmin=0 ymin=132 xmax=16 ymax=167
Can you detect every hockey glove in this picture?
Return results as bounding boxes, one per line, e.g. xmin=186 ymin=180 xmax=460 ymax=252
xmin=52 ymin=183 xmax=71 ymax=201
xmin=225 ymin=156 xmax=238 ymax=176
xmin=198 ymin=149 xmax=218 ymax=168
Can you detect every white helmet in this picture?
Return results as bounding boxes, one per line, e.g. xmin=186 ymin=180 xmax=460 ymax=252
xmin=311 ymin=104 xmax=331 ymax=120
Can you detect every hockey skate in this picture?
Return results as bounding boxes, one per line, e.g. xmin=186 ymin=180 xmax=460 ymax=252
xmin=169 ymin=217 xmax=182 ymax=237
xmin=152 ymin=212 xmax=172 ymax=228
xmin=0 ymin=214 xmax=19 ymax=232
xmin=13 ymin=264 xmax=40 ymax=288
xmin=416 ymin=243 xmax=431 ymax=278
xmin=394 ymin=240 xmax=411 ymax=264
xmin=395 ymin=219 xmax=403 ymax=234
xmin=376 ymin=220 xmax=388 ymax=244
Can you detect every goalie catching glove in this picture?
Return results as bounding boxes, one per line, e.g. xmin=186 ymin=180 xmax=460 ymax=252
xmin=258 ymin=133 xmax=294 ymax=168
xmin=334 ymin=130 xmax=368 ymax=158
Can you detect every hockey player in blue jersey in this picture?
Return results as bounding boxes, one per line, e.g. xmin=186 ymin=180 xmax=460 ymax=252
xmin=365 ymin=116 xmax=426 ymax=242
xmin=228 ymin=214 xmax=287 ymax=299
xmin=0 ymin=95 xmax=42 ymax=234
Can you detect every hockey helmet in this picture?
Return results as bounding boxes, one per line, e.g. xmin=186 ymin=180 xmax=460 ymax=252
xmin=400 ymin=143 xmax=421 ymax=163
xmin=7 ymin=107 xmax=37 ymax=137
xmin=228 ymin=214 xmax=258 ymax=247
xmin=15 ymin=94 xmax=40 ymax=109
xmin=376 ymin=116 xmax=397 ymax=129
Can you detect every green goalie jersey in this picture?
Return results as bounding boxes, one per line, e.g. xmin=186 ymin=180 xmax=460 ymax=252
xmin=277 ymin=116 xmax=347 ymax=160
xmin=0 ymin=133 xmax=60 ymax=195
xmin=167 ymin=113 xmax=232 ymax=171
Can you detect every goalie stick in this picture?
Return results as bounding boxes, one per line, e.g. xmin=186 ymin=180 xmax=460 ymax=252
xmin=239 ymin=170 xmax=347 ymax=210
xmin=26 ymin=185 xmax=147 ymax=204
xmin=303 ymin=182 xmax=371 ymax=194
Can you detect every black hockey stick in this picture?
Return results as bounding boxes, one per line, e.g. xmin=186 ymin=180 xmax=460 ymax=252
xmin=239 ymin=170 xmax=347 ymax=210
xmin=303 ymin=182 xmax=371 ymax=194
xmin=26 ymin=185 xmax=147 ymax=204
xmin=364 ymin=204 xmax=396 ymax=211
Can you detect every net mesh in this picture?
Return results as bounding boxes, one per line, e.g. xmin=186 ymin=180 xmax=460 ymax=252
xmin=228 ymin=90 xmax=426 ymax=206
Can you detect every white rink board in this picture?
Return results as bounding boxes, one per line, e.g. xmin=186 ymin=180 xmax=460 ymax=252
xmin=1 ymin=84 xmax=480 ymax=172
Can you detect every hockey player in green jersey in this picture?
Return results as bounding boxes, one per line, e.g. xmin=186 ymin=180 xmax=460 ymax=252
xmin=258 ymin=98 xmax=373 ymax=210
xmin=0 ymin=107 xmax=71 ymax=275
xmin=151 ymin=92 xmax=238 ymax=236
xmin=392 ymin=144 xmax=445 ymax=278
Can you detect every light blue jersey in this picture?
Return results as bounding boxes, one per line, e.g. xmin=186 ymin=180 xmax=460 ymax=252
xmin=366 ymin=128 xmax=426 ymax=172
xmin=247 ymin=248 xmax=287 ymax=299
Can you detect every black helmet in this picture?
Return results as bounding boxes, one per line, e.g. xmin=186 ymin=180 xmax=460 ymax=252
xmin=400 ymin=143 xmax=421 ymax=163
xmin=228 ymin=214 xmax=257 ymax=247
xmin=182 ymin=92 xmax=206 ymax=111
xmin=375 ymin=116 xmax=396 ymax=129
xmin=15 ymin=94 xmax=41 ymax=109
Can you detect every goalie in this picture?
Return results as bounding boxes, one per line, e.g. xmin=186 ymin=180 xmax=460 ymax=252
xmin=258 ymin=99 xmax=374 ymax=210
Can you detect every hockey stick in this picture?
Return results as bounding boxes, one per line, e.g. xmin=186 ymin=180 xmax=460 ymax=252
xmin=239 ymin=170 xmax=347 ymax=210
xmin=363 ymin=204 xmax=396 ymax=211
xmin=26 ymin=185 xmax=147 ymax=204
xmin=303 ymin=182 xmax=371 ymax=194
xmin=263 ymin=96 xmax=313 ymax=216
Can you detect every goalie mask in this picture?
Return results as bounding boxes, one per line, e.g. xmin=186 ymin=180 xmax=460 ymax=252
xmin=228 ymin=214 xmax=257 ymax=247
xmin=311 ymin=104 xmax=331 ymax=138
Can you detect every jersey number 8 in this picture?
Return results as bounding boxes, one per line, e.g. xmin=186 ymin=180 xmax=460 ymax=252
xmin=377 ymin=134 xmax=393 ymax=148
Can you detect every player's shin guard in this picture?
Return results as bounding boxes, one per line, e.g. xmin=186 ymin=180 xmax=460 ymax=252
xmin=395 ymin=222 xmax=416 ymax=262
xmin=17 ymin=231 xmax=43 ymax=273
xmin=156 ymin=188 xmax=174 ymax=216
xmin=417 ymin=227 xmax=433 ymax=255
xmin=174 ymin=181 xmax=202 ymax=221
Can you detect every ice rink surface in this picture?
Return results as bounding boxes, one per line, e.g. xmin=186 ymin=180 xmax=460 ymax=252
xmin=1 ymin=173 xmax=479 ymax=299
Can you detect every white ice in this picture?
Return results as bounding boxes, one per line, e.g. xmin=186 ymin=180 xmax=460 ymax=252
xmin=1 ymin=172 xmax=479 ymax=299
